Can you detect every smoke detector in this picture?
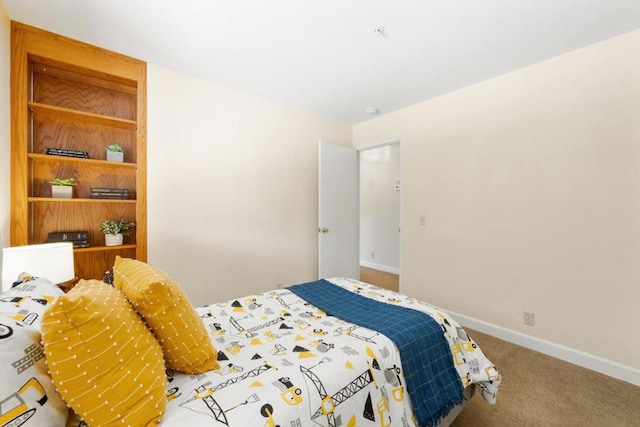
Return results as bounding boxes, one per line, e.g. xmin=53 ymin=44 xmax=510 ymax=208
xmin=366 ymin=107 xmax=380 ymax=115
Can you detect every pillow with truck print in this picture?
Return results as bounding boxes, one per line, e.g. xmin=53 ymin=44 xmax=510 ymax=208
xmin=0 ymin=274 xmax=69 ymax=426
xmin=0 ymin=318 xmax=68 ymax=426
xmin=0 ymin=274 xmax=65 ymax=328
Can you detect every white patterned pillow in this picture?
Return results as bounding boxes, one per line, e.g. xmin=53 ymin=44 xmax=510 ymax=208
xmin=0 ymin=274 xmax=65 ymax=328
xmin=0 ymin=317 xmax=69 ymax=426
xmin=0 ymin=274 xmax=69 ymax=426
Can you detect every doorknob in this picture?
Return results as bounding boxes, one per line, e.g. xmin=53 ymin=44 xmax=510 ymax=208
xmin=319 ymin=227 xmax=329 ymax=233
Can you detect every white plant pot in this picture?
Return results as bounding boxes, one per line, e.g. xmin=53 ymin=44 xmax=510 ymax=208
xmin=51 ymin=185 xmax=73 ymax=198
xmin=104 ymin=233 xmax=123 ymax=246
xmin=106 ymin=150 xmax=124 ymax=162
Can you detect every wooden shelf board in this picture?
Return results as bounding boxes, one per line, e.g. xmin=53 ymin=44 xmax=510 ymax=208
xmin=28 ymin=197 xmax=136 ymax=204
xmin=29 ymin=101 xmax=137 ymax=129
xmin=28 ymin=153 xmax=137 ymax=169
xmin=74 ymin=244 xmax=137 ymax=253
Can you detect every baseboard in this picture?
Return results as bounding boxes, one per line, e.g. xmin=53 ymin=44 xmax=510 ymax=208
xmin=446 ymin=309 xmax=640 ymax=387
xmin=359 ymin=261 xmax=400 ymax=275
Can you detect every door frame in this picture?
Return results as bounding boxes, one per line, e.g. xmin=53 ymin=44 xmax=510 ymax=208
xmin=358 ymin=138 xmax=402 ymax=291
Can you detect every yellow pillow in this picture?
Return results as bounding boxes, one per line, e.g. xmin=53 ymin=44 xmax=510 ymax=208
xmin=113 ymin=257 xmax=220 ymax=374
xmin=41 ymin=280 xmax=167 ymax=426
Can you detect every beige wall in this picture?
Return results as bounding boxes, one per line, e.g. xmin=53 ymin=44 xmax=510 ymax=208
xmin=147 ymin=64 xmax=352 ymax=306
xmin=354 ymin=30 xmax=640 ymax=369
xmin=0 ymin=5 xmax=9 ymax=245
xmin=1 ymin=11 xmax=636 ymax=372
xmin=0 ymin=16 xmax=351 ymax=303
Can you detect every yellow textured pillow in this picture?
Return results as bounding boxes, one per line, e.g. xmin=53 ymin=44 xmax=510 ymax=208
xmin=41 ymin=280 xmax=167 ymax=426
xmin=113 ymin=257 xmax=220 ymax=374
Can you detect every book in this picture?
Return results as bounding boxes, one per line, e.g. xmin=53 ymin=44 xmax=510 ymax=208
xmin=46 ymin=147 xmax=88 ymax=155
xmin=89 ymin=194 xmax=129 ymax=199
xmin=70 ymin=240 xmax=90 ymax=248
xmin=90 ymin=188 xmax=129 ymax=199
xmin=46 ymin=148 xmax=89 ymax=159
xmin=48 ymin=239 xmax=90 ymax=248
xmin=47 ymin=231 xmax=89 ymax=242
xmin=90 ymin=187 xmax=128 ymax=193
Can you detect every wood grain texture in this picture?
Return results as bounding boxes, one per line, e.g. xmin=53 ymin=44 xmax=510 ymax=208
xmin=33 ymin=71 xmax=136 ymax=120
xmin=10 ymin=21 xmax=147 ymax=275
xmin=31 ymin=109 xmax=136 ymax=160
xmin=10 ymin=23 xmax=32 ymax=245
xmin=135 ymin=63 xmax=147 ymax=262
xmin=359 ymin=266 xmax=400 ymax=292
xmin=74 ymin=246 xmax=137 ymax=282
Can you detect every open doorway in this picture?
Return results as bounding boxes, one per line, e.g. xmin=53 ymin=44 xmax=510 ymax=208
xmin=359 ymin=142 xmax=401 ymax=292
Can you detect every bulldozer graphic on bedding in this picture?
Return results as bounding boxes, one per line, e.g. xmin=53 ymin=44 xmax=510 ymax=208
xmin=0 ymin=377 xmax=48 ymax=427
xmin=0 ymin=295 xmax=54 ymax=326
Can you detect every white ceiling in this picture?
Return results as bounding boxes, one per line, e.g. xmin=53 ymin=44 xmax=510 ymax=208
xmin=2 ymin=0 xmax=639 ymax=123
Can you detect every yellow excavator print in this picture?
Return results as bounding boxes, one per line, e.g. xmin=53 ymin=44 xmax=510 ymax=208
xmin=0 ymin=310 xmax=37 ymax=326
xmin=0 ymin=377 xmax=48 ymax=427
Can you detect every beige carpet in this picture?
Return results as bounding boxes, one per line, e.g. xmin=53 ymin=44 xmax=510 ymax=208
xmin=359 ymin=268 xmax=640 ymax=426
xmin=451 ymin=329 xmax=640 ymax=427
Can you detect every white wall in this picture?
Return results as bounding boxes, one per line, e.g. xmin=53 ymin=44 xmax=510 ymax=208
xmin=354 ymin=30 xmax=640 ymax=370
xmin=147 ymin=65 xmax=352 ymax=306
xmin=0 ymin=5 xmax=9 ymax=246
xmin=359 ymin=143 xmax=401 ymax=273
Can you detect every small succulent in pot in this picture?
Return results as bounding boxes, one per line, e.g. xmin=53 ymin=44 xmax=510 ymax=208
xmin=50 ymin=177 xmax=77 ymax=186
xmin=106 ymin=144 xmax=124 ymax=153
xmin=50 ymin=177 xmax=76 ymax=198
xmin=106 ymin=144 xmax=125 ymax=162
xmin=100 ymin=218 xmax=135 ymax=236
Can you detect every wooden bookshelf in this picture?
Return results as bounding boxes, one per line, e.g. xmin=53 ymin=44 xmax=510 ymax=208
xmin=10 ymin=22 xmax=147 ymax=280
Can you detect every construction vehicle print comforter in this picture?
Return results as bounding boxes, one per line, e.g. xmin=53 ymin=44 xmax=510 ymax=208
xmin=160 ymin=278 xmax=501 ymax=427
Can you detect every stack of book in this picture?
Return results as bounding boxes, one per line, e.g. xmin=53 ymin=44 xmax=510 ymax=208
xmin=46 ymin=147 xmax=89 ymax=159
xmin=89 ymin=188 xmax=129 ymax=199
xmin=47 ymin=231 xmax=90 ymax=248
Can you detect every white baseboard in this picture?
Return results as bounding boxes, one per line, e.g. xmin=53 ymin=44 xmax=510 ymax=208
xmin=446 ymin=309 xmax=640 ymax=387
xmin=359 ymin=261 xmax=400 ymax=275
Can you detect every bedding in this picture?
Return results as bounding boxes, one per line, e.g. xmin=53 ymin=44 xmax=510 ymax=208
xmin=158 ymin=277 xmax=500 ymax=427
xmin=0 ymin=275 xmax=68 ymax=427
xmin=0 ymin=267 xmax=501 ymax=427
xmin=288 ymin=279 xmax=465 ymax=426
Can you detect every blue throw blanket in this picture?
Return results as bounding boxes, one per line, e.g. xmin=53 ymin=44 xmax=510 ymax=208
xmin=288 ymin=279 xmax=464 ymax=427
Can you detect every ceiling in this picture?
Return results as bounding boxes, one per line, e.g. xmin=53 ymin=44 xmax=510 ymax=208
xmin=2 ymin=0 xmax=639 ymax=124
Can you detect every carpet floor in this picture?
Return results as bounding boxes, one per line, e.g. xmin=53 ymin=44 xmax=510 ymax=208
xmin=451 ymin=329 xmax=640 ymax=427
xmin=358 ymin=267 xmax=639 ymax=426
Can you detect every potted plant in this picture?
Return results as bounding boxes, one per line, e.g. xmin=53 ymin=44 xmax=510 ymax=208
xmin=106 ymin=144 xmax=125 ymax=162
xmin=50 ymin=177 xmax=76 ymax=198
xmin=100 ymin=218 xmax=135 ymax=246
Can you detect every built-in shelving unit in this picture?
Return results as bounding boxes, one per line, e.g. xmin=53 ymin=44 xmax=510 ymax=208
xmin=10 ymin=22 xmax=147 ymax=280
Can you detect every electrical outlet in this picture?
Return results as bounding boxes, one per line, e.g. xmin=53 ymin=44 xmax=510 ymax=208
xmin=419 ymin=215 xmax=426 ymax=226
xmin=523 ymin=311 xmax=535 ymax=326
xmin=371 ymin=251 xmax=375 ymax=259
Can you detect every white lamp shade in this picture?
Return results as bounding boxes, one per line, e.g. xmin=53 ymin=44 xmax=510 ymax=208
xmin=2 ymin=242 xmax=75 ymax=291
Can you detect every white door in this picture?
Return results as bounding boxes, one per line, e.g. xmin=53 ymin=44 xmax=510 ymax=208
xmin=318 ymin=141 xmax=359 ymax=279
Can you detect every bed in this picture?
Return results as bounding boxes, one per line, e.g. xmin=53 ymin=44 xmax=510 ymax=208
xmin=0 ymin=255 xmax=500 ymax=427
